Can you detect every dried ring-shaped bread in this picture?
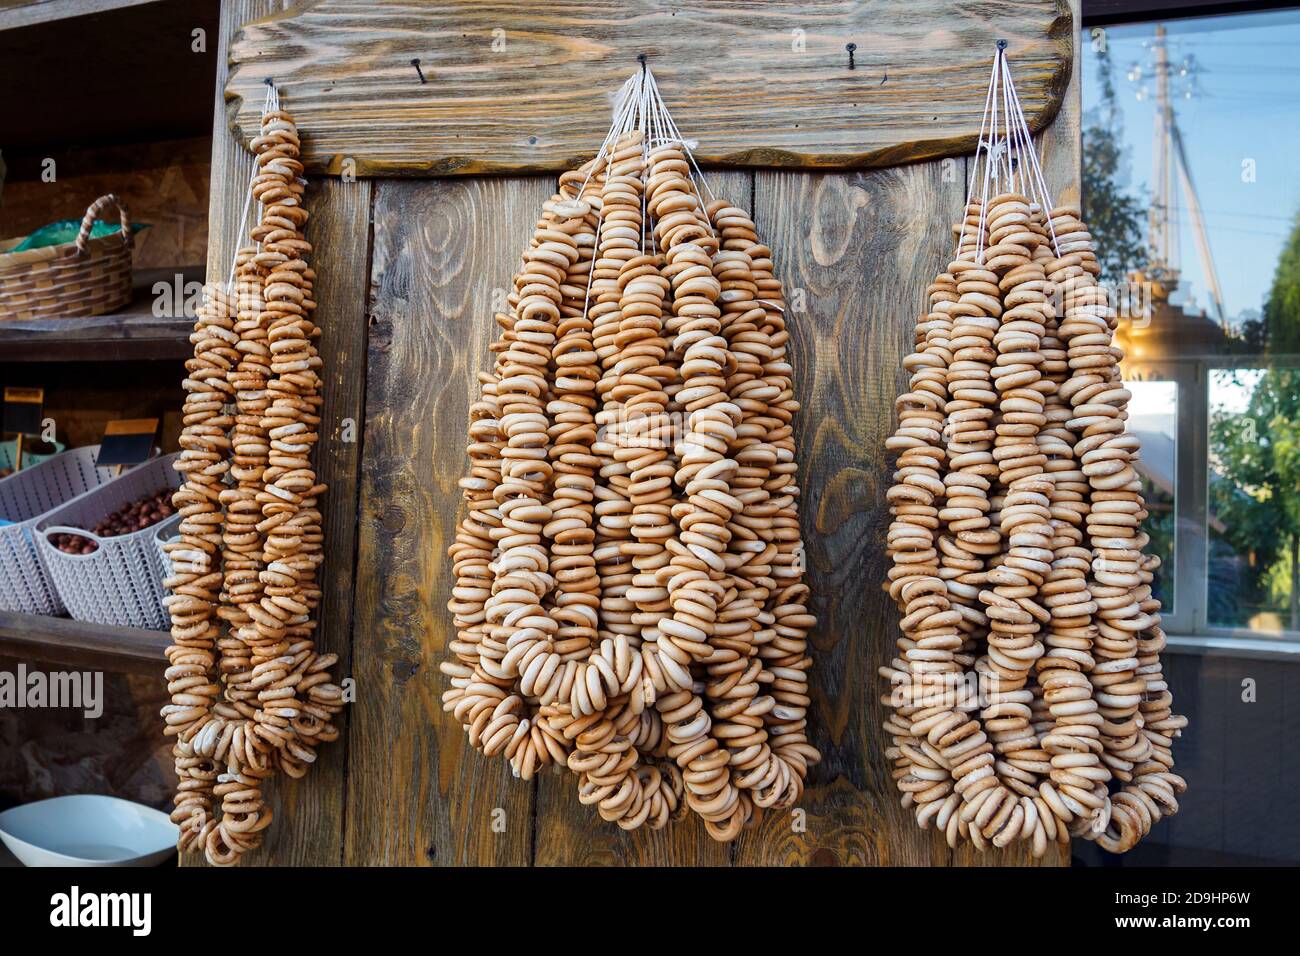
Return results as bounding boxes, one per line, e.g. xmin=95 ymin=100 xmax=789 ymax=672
xmin=441 ymin=123 xmax=820 ymax=840
xmin=882 ymin=194 xmax=1185 ymax=856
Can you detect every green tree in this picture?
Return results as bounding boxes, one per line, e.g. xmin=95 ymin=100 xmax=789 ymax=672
xmin=1262 ymin=213 xmax=1300 ymax=354
xmin=1210 ymin=366 xmax=1300 ymax=630
xmin=1082 ymin=43 xmax=1148 ymax=285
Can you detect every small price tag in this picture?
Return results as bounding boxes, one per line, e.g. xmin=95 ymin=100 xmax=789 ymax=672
xmin=2 ymin=387 xmax=44 ymax=437
xmin=96 ymin=418 xmax=158 ymax=468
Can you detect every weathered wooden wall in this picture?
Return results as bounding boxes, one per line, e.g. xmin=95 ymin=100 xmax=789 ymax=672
xmin=197 ymin=0 xmax=1080 ymax=867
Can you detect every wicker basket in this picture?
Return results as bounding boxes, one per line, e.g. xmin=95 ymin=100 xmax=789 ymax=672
xmin=0 ymin=445 xmax=120 ymax=615
xmin=0 ymin=194 xmax=134 ymax=322
xmin=33 ymin=453 xmax=180 ymax=630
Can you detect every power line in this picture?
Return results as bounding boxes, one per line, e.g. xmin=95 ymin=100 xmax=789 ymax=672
xmin=1165 ymin=205 xmax=1300 ymax=225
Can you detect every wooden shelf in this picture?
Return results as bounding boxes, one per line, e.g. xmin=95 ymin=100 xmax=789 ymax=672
xmin=0 ymin=609 xmax=169 ymax=672
xmin=0 ymin=1 xmax=219 ymax=152
xmin=0 ymin=1 xmax=162 ymax=32
xmin=0 ymin=267 xmax=200 ymax=362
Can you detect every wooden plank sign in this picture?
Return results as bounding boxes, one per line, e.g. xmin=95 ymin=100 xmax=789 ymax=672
xmin=95 ymin=417 xmax=158 ymax=467
xmin=225 ymin=0 xmax=1073 ymax=177
xmin=2 ymin=386 xmax=44 ymax=437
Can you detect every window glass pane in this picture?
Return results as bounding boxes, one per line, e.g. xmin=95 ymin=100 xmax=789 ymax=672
xmin=1085 ymin=8 xmax=1300 ymax=638
xmin=1208 ymin=367 xmax=1300 ymax=633
xmin=1084 ymin=10 xmax=1300 ymax=325
xmin=1127 ymin=379 xmax=1177 ymax=613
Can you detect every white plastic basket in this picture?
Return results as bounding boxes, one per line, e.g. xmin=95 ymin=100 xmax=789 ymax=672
xmin=0 ymin=445 xmax=119 ymax=615
xmin=33 ymin=453 xmax=182 ymax=630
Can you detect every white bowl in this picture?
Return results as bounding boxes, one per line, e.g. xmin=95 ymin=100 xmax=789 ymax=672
xmin=0 ymin=795 xmax=177 ymax=867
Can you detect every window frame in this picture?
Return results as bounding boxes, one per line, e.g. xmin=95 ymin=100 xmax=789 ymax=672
xmin=1126 ymin=354 xmax=1300 ymax=645
xmin=1083 ymin=1 xmax=1300 ymax=29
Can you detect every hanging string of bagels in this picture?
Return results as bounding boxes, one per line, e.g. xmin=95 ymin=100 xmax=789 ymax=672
xmin=162 ymin=81 xmax=346 ymax=866
xmin=441 ymin=59 xmax=821 ymax=840
xmin=882 ymin=42 xmax=1187 ymax=856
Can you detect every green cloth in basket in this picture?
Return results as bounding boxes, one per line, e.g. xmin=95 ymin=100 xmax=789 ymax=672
xmin=11 ymin=218 xmax=149 ymax=252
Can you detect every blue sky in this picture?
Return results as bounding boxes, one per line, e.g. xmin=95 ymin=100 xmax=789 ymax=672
xmin=1084 ymin=8 xmax=1300 ymax=324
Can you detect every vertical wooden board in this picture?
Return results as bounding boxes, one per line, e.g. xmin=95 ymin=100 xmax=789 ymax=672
xmin=1037 ymin=0 xmax=1081 ymax=208
xmin=205 ymin=0 xmax=294 ymax=282
xmin=951 ymin=1 xmax=1076 ymax=865
xmin=249 ymin=176 xmax=371 ymax=866
xmin=532 ymin=775 xmax=733 ymax=866
xmin=949 ymin=0 xmax=1076 ymax=869
xmin=531 ymin=172 xmax=752 ymax=867
xmin=732 ymin=163 xmax=963 ymax=866
xmin=345 ymin=176 xmax=553 ymax=865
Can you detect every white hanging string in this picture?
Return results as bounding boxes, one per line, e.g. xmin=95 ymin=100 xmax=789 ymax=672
xmin=1001 ymin=52 xmax=1062 ymax=256
xmin=638 ymin=66 xmax=652 ymax=254
xmin=575 ymin=72 xmax=644 ymax=330
xmin=643 ymin=66 xmax=716 ymax=208
xmin=224 ymin=81 xmax=281 ymax=292
xmin=1000 ymin=48 xmax=1018 ymax=191
xmin=974 ymin=47 xmax=1002 ymax=263
xmin=956 ymin=50 xmax=998 ymax=263
xmin=957 ymin=44 xmax=1062 ymax=262
xmin=225 ymin=180 xmax=256 ymax=292
xmin=576 ymin=74 xmax=640 ymax=200
xmin=573 ymin=61 xmax=730 ymax=329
